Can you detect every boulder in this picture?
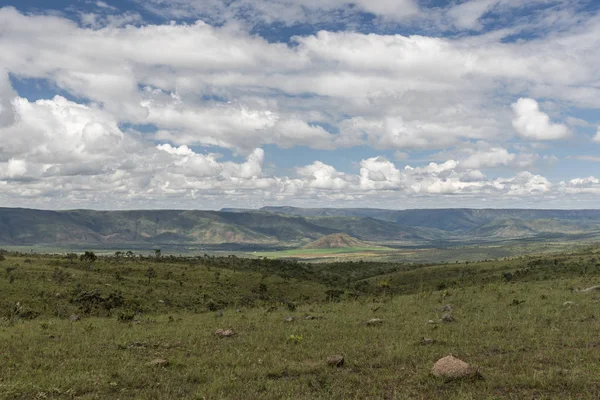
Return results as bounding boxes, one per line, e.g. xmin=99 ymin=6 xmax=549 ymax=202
xmin=431 ymin=355 xmax=480 ymax=380
xmin=215 ymin=328 xmax=235 ymax=338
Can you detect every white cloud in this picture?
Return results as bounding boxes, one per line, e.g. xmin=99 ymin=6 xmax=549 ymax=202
xmin=0 ymin=6 xmax=598 ymax=208
xmin=447 ymin=0 xmax=500 ymax=30
xmin=593 ymin=127 xmax=600 ymax=143
xmin=0 ymin=71 xmax=16 ymax=128
xmin=558 ymin=176 xmax=600 ymax=194
xmin=511 ymin=98 xmax=570 ymax=140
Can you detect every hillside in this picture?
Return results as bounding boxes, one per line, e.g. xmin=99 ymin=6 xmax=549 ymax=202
xmin=4 ymin=248 xmax=600 ymax=398
xmin=302 ymin=233 xmax=370 ymax=249
xmin=2 ymin=207 xmax=600 ymax=249
xmin=0 ymin=208 xmax=422 ymax=247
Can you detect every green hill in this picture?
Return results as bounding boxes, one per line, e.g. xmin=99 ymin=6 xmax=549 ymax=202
xmin=302 ymin=233 xmax=371 ymax=249
xmin=0 ymin=208 xmax=423 ymax=248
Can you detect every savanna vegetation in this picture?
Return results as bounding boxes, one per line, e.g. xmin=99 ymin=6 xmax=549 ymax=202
xmin=2 ymin=246 xmax=600 ymax=399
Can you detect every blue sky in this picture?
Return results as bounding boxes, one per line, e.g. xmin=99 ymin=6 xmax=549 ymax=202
xmin=0 ymin=0 xmax=599 ymax=210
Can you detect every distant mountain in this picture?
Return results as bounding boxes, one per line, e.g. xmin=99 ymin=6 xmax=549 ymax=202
xmin=258 ymin=207 xmax=600 ymax=237
xmin=2 ymin=207 xmax=600 ymax=249
xmin=0 ymin=207 xmax=423 ymax=247
xmin=302 ymin=233 xmax=370 ymax=249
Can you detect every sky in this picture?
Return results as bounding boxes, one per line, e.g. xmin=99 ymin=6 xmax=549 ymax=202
xmin=0 ymin=0 xmax=600 ymax=210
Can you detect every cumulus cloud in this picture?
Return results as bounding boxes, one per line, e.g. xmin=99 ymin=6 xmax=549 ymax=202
xmin=0 ymin=71 xmax=16 ymax=128
xmin=511 ymin=98 xmax=570 ymax=140
xmin=0 ymin=5 xmax=598 ymax=208
xmin=593 ymin=127 xmax=600 ymax=143
xmin=447 ymin=0 xmax=500 ymax=30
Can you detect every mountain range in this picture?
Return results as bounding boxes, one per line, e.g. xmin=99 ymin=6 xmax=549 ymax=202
xmin=1 ymin=207 xmax=600 ymax=249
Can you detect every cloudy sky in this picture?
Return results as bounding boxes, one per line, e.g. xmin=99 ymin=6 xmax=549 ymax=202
xmin=0 ymin=0 xmax=599 ymax=210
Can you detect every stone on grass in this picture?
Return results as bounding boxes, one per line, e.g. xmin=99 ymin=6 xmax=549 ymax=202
xmin=284 ymin=316 xmax=295 ymax=323
xmin=326 ymin=355 xmax=345 ymax=367
xmin=365 ymin=318 xmax=383 ymax=326
xmin=563 ymin=301 xmax=576 ymax=307
xmin=441 ymin=314 xmax=455 ymax=323
xmin=147 ymin=358 xmax=169 ymax=368
xmin=215 ymin=328 xmax=236 ymax=338
xmin=69 ymin=314 xmax=81 ymax=322
xmin=421 ymin=337 xmax=436 ymax=345
xmin=436 ymin=304 xmax=453 ymax=312
xmin=431 ymin=355 xmax=480 ymax=380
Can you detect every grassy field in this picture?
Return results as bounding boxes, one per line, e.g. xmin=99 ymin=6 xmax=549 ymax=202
xmin=2 ymin=247 xmax=600 ymax=398
xmin=252 ymin=247 xmax=394 ymax=259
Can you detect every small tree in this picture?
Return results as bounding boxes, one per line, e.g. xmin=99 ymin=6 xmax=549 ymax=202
xmin=146 ymin=267 xmax=157 ymax=284
xmin=154 ymin=249 xmax=162 ymax=259
xmin=378 ymin=279 xmax=391 ymax=296
xmin=80 ymin=251 xmax=97 ymax=263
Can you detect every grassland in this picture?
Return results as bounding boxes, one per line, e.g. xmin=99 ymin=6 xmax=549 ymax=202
xmin=252 ymin=246 xmax=394 ymax=260
xmin=2 ymin=246 xmax=600 ymax=399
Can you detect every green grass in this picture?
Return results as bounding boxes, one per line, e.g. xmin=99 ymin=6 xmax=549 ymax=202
xmin=3 ymin=248 xmax=600 ymax=398
xmin=253 ymin=246 xmax=392 ymax=259
xmin=3 ymin=280 xmax=600 ymax=399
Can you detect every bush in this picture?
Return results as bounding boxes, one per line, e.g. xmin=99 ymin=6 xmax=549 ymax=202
xmin=80 ymin=251 xmax=97 ymax=263
xmin=117 ymin=310 xmax=136 ymax=323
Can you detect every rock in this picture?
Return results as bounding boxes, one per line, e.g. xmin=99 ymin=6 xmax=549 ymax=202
xmin=326 ymin=355 xmax=345 ymax=367
xmin=215 ymin=328 xmax=235 ymax=338
xmin=236 ymin=309 xmax=241 ymax=313
xmin=431 ymin=355 xmax=480 ymax=380
xmin=421 ymin=337 xmax=436 ymax=345
xmin=147 ymin=358 xmax=169 ymax=368
xmin=284 ymin=316 xmax=295 ymax=323
xmin=563 ymin=301 xmax=576 ymax=307
xmin=216 ymin=309 xmax=223 ymax=317
xmin=436 ymin=304 xmax=453 ymax=312
xmin=365 ymin=318 xmax=383 ymax=326
xmin=441 ymin=314 xmax=455 ymax=323
xmin=428 ymin=319 xmax=438 ymax=324
xmin=69 ymin=314 xmax=81 ymax=322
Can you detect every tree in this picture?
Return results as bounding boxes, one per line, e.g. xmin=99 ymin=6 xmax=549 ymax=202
xmin=80 ymin=251 xmax=97 ymax=263
xmin=154 ymin=249 xmax=162 ymax=259
xmin=146 ymin=267 xmax=157 ymax=284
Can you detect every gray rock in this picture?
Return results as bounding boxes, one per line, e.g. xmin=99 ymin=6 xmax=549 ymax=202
xmin=421 ymin=337 xmax=436 ymax=345
xmin=441 ymin=314 xmax=455 ymax=323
